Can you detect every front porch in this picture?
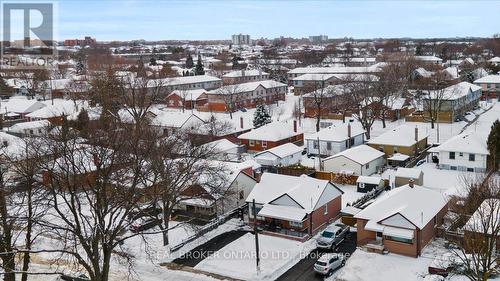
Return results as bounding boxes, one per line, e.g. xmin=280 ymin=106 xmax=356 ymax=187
xmin=359 ymin=238 xmax=386 ymax=254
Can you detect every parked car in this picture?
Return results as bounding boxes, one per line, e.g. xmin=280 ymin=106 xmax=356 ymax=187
xmin=316 ymin=223 xmax=349 ymax=250
xmin=59 ymin=274 xmax=90 ymax=281
xmin=130 ymin=218 xmax=161 ymax=233
xmin=416 ymin=159 xmax=426 ymax=166
xmin=127 ymin=205 xmax=162 ymax=221
xmin=314 ymin=253 xmax=346 ymax=275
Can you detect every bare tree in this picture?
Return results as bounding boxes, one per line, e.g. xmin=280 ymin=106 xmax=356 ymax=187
xmin=416 ymin=72 xmax=454 ymax=129
xmin=344 ymin=75 xmax=379 ymax=139
xmin=217 ymin=84 xmax=242 ymax=119
xmin=146 ymin=130 xmax=229 ymax=246
xmin=450 ymin=176 xmax=500 ymax=281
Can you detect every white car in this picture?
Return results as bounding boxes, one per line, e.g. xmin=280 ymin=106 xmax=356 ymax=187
xmin=313 ymin=253 xmax=346 ymax=276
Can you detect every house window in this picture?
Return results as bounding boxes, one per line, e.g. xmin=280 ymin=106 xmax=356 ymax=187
xmin=467 ymin=168 xmax=474 ymax=172
xmin=290 ymin=221 xmax=303 ymax=228
xmin=365 ymin=163 xmax=370 ymax=169
xmin=449 ymin=152 xmax=455 ymax=160
xmin=385 ymin=235 xmax=413 ymax=244
xmin=459 ymin=152 xmax=463 ymax=157
xmin=450 ymin=166 xmax=457 ymax=170
xmin=469 ymin=153 xmax=475 ymax=161
xmin=313 ymin=140 xmax=319 ymax=149
xmin=262 ymin=141 xmax=267 ymax=148
xmin=326 ymin=142 xmax=332 ymax=150
xmin=249 ymin=140 xmax=255 ymax=147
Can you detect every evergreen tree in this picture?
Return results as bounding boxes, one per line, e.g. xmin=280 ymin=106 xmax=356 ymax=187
xmin=0 ymin=78 xmax=12 ymax=96
xmin=487 ymin=119 xmax=500 ymax=171
xmin=195 ymin=54 xmax=205 ymax=75
xmin=232 ymin=56 xmax=240 ymax=70
xmin=253 ymin=104 xmax=272 ymax=128
xmin=76 ymin=58 xmax=85 ymax=75
xmin=150 ymin=57 xmax=157 ymax=66
xmin=185 ymin=54 xmax=194 ymax=68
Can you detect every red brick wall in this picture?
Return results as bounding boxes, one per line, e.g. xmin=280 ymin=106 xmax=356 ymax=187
xmin=310 ymin=196 xmax=341 ymax=233
xmin=383 ymin=234 xmax=418 ymax=257
xmin=356 ymin=219 xmax=376 ymax=244
xmin=240 ymin=133 xmax=304 ymax=152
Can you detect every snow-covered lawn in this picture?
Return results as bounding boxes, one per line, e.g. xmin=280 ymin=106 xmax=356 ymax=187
xmin=25 ymin=219 xmax=244 ymax=281
xmin=194 ymin=233 xmax=315 ymax=281
xmin=332 ymin=239 xmax=449 ymax=281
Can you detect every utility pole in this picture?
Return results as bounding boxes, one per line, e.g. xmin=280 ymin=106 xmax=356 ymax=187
xmin=252 ymin=199 xmax=260 ymax=273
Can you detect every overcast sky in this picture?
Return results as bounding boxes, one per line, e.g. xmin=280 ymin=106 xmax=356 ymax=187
xmin=54 ymin=0 xmax=500 ymax=41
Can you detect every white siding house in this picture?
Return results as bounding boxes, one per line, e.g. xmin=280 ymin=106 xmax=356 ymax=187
xmin=253 ymin=143 xmax=303 ymax=167
xmin=435 ymin=132 xmax=489 ymax=172
xmin=305 ymin=122 xmax=365 ymax=156
xmin=322 ymin=145 xmax=385 ymax=176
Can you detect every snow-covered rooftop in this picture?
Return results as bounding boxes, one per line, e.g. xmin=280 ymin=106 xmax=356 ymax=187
xmin=254 ymin=142 xmax=302 ymax=159
xmin=246 ymin=173 xmax=342 ymax=216
xmin=356 ymin=176 xmax=383 ymax=185
xmin=169 ymin=89 xmax=207 ymax=101
xmin=238 ymin=121 xmax=301 ymax=142
xmin=395 ymin=167 xmax=423 ymax=179
xmin=435 ymin=132 xmax=489 ymax=155
xmin=355 ymin=184 xmax=448 ymax=230
xmin=305 ymin=122 xmax=365 ymax=142
xmin=474 ymin=74 xmax=500 ymax=84
xmin=209 ymin=80 xmax=286 ymax=94
xmin=323 ymin=144 xmax=384 ymax=165
xmin=222 ymin=69 xmax=268 ymax=78
xmin=368 ymin=125 xmax=428 ymax=147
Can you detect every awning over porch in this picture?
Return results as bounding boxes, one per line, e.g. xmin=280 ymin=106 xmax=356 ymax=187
xmin=383 ymin=226 xmax=414 ymax=239
xmin=364 ymin=220 xmax=414 ymax=239
xmin=257 ymin=204 xmax=307 ymax=222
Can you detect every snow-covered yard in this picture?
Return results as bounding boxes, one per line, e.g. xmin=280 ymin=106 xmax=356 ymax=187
xmin=337 ymin=184 xmax=365 ymax=207
xmin=194 ymin=233 xmax=315 ymax=281
xmin=332 ymin=239 xmax=449 ymax=281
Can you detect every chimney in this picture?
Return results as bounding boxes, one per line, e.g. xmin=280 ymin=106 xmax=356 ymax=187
xmin=293 ymin=120 xmax=297 ymax=133
xmin=347 ymin=123 xmax=352 ymax=138
xmin=414 ymin=126 xmax=418 ymax=142
xmin=240 ymin=116 xmax=244 ymax=129
xmin=259 ymin=69 xmax=262 ymax=76
xmin=409 ymin=179 xmax=415 ymax=188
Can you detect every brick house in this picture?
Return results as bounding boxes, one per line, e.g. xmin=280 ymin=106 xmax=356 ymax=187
xmin=421 ymin=82 xmax=482 ymax=123
xmin=165 ymin=89 xmax=208 ymax=109
xmin=237 ymin=121 xmax=303 ymax=152
xmin=302 ymin=84 xmax=353 ymax=120
xmin=474 ymin=75 xmax=500 ymax=100
xmin=463 ymin=199 xmax=500 ymax=253
xmin=222 ymin=69 xmax=269 ymax=85
xmin=367 ymin=125 xmax=428 ymax=158
xmin=246 ymin=173 xmax=343 ymax=241
xmin=202 ymin=80 xmax=287 ymax=112
xmin=355 ymin=183 xmax=448 ymax=257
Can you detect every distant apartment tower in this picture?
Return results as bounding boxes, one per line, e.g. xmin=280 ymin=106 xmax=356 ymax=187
xmin=64 ymin=36 xmax=97 ymax=47
xmin=232 ymin=34 xmax=251 ymax=45
xmin=309 ymin=35 xmax=328 ymax=43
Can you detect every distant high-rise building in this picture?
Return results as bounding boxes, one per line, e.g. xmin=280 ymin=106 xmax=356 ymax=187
xmin=64 ymin=36 xmax=97 ymax=47
xmin=232 ymin=34 xmax=251 ymax=45
xmin=309 ymin=35 xmax=328 ymax=43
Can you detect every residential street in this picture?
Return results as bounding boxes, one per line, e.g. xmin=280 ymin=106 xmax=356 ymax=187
xmin=276 ymin=232 xmax=358 ymax=281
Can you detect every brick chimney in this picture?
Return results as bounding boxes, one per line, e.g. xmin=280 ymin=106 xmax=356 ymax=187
xmin=414 ymin=126 xmax=418 ymax=142
xmin=409 ymin=179 xmax=415 ymax=188
xmin=293 ymin=120 xmax=297 ymax=133
xmin=240 ymin=116 xmax=244 ymax=129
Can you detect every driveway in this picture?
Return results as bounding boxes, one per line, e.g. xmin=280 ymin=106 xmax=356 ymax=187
xmin=172 ymin=230 xmax=249 ymax=267
xmin=276 ymin=232 xmax=357 ymax=281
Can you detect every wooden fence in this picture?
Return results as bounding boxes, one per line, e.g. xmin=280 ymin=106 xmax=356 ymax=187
xmin=315 ymin=171 xmax=358 ymax=185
